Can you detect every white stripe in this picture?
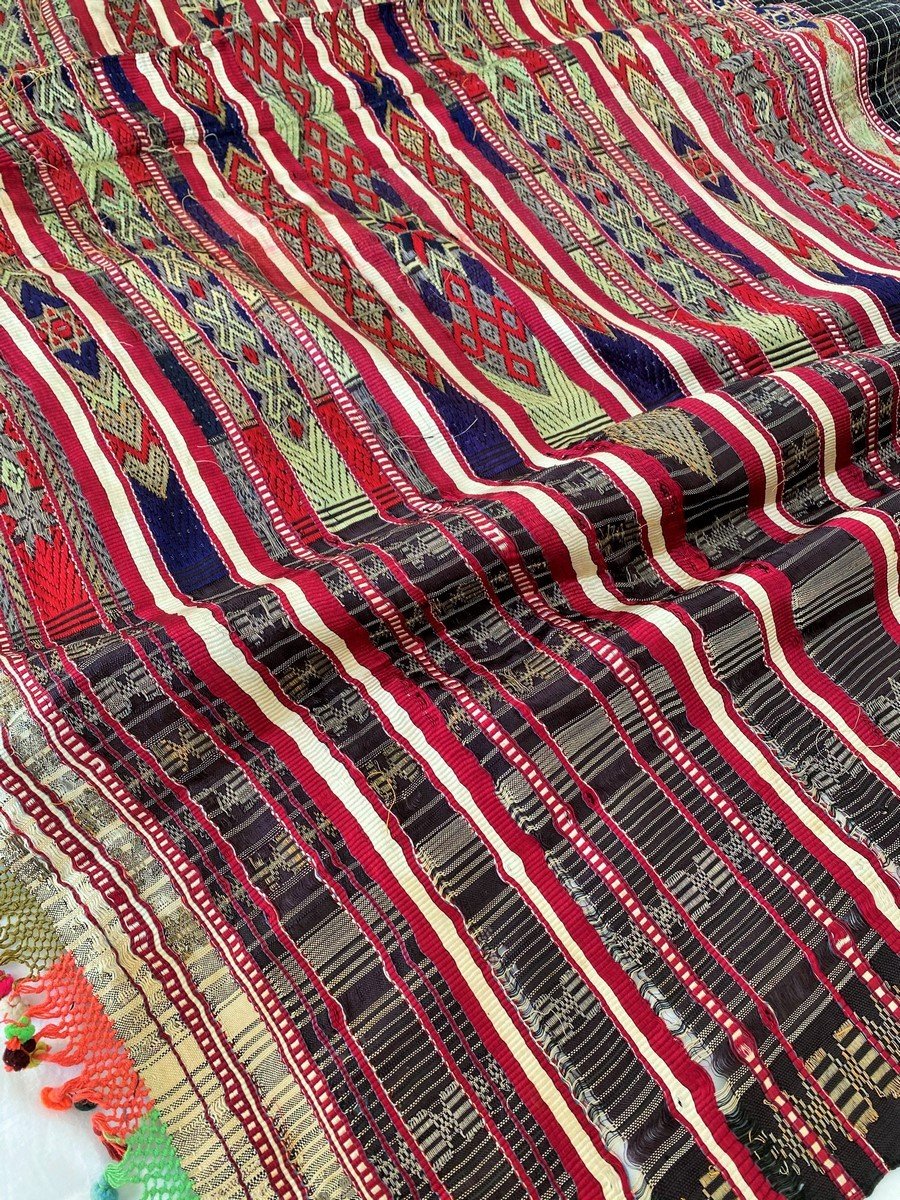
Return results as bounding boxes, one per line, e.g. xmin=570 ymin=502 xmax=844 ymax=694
xmin=306 ymin=11 xmax=640 ymax=415
xmin=199 ymin=43 xmax=614 ymax=455
xmin=687 ymin=392 xmax=808 ymax=536
xmin=778 ymin=373 xmax=861 ymax=508
xmin=527 ymin=0 xmax=894 ymax=343
xmin=0 ymin=648 xmax=402 ymax=1200
xmin=839 ymin=509 xmax=900 ymax=627
xmin=728 ymin=572 xmax=900 ymax=792
xmin=84 ymin=0 xmax=124 ymax=53
xmin=142 ymin=0 xmax=180 ymax=48
xmin=10 ymin=58 xmax=897 ymax=1196
xmin=0 ymin=711 xmax=317 ymax=1194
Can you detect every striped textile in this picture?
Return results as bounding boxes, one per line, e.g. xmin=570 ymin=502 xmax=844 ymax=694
xmin=2 ymin=0 xmax=900 ymax=1198
xmin=802 ymin=0 xmax=900 ymax=131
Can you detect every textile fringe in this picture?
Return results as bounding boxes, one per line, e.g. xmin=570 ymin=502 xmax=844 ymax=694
xmin=0 ymin=867 xmax=196 ymax=1200
xmin=95 ymin=1111 xmax=199 ymax=1200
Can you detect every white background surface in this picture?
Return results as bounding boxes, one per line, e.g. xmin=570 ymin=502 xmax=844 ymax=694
xmin=1 ymin=1064 xmax=900 ymax=1200
xmin=0 ymin=1062 xmax=115 ymax=1199
xmin=0 ymin=1062 xmax=141 ymax=1200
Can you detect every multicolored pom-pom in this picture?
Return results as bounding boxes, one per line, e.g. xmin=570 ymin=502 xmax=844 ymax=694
xmin=2 ymin=1016 xmax=42 ymax=1071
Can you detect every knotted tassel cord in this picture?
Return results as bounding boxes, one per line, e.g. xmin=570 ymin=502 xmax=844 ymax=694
xmin=1 ymin=852 xmax=196 ymax=1199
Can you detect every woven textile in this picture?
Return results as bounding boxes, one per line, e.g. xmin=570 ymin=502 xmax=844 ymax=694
xmin=802 ymin=0 xmax=900 ymax=130
xmin=3 ymin=0 xmax=900 ymax=1197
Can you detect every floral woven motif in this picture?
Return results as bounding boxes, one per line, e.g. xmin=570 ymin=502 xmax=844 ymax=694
xmin=2 ymin=0 xmax=900 ymax=1198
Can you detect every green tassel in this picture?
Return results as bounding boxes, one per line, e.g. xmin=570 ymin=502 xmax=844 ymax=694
xmin=91 ymin=1177 xmax=117 ymax=1200
xmin=104 ymin=1110 xmax=197 ymax=1200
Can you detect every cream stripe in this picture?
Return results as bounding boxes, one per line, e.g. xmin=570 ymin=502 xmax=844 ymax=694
xmin=728 ymin=573 xmax=900 ymax=791
xmin=0 ymin=803 xmax=264 ymax=1200
xmin=0 ymin=294 xmax=366 ymax=1198
xmin=142 ymin=0 xmax=180 ymax=48
xmin=686 ymin=393 xmax=808 ymax=536
xmin=3 ymin=66 xmax=771 ymax=1190
xmin=781 ymin=28 xmax=900 ymax=180
xmin=0 ymin=650 xmax=378 ymax=1199
xmin=0 ymin=731 xmax=292 ymax=1177
xmin=83 ymin=0 xmax=124 ymax=54
xmin=9 ymin=62 xmax=894 ymax=1192
xmin=200 ymin=43 xmax=612 ymax=450
xmin=594 ymin=398 xmax=900 ymax=816
xmin=840 ymin=510 xmax=900 ymax=626
xmin=628 ymin=30 xmax=899 ymax=300
xmin=779 ymin=373 xmax=862 ymax=508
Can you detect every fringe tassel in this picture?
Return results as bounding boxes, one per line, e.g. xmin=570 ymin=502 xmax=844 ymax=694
xmin=16 ymin=951 xmax=151 ymax=1150
xmin=100 ymin=1110 xmax=199 ymax=1200
xmin=1 ymin=873 xmax=197 ymax=1198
